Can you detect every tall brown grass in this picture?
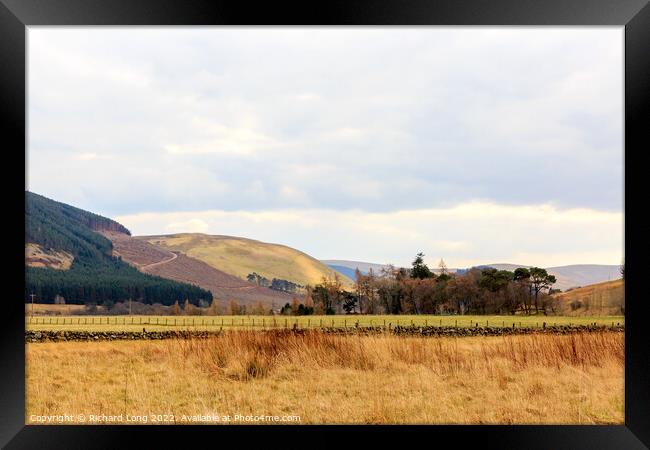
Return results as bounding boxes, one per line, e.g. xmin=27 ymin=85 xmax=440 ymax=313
xmin=171 ymin=330 xmax=623 ymax=380
xmin=26 ymin=331 xmax=623 ymax=424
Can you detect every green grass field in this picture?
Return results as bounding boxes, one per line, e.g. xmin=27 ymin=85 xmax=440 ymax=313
xmin=25 ymin=314 xmax=624 ymax=332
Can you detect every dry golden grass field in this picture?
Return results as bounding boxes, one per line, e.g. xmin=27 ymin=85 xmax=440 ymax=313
xmin=26 ymin=330 xmax=623 ymax=425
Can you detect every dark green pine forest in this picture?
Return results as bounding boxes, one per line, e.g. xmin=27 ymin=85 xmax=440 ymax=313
xmin=25 ymin=191 xmax=212 ymax=306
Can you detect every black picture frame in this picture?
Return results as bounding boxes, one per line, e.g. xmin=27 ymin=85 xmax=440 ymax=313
xmin=1 ymin=1 xmax=648 ymax=448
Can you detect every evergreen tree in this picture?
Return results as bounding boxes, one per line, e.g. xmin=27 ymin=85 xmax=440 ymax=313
xmin=25 ymin=191 xmax=212 ymax=306
xmin=410 ymin=252 xmax=433 ymax=279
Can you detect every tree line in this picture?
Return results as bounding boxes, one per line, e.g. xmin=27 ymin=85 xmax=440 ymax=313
xmin=246 ymin=272 xmax=302 ymax=293
xmin=304 ymin=252 xmax=557 ymax=316
xmin=26 ymin=258 xmax=212 ymax=306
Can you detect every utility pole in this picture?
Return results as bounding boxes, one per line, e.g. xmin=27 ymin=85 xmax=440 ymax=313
xmin=30 ymin=293 xmax=36 ymax=317
xmin=129 ymin=297 xmax=132 ymax=315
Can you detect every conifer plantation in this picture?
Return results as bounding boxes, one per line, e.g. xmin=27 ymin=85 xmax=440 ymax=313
xmin=25 ymin=192 xmax=212 ymax=306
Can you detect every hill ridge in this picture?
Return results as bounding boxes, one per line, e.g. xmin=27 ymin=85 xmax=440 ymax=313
xmin=104 ymin=231 xmax=295 ymax=307
xmin=25 ymin=191 xmax=212 ymax=306
xmin=138 ymin=233 xmax=353 ymax=288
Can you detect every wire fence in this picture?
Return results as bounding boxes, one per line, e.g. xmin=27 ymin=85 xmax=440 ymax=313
xmin=24 ymin=315 xmax=623 ymax=330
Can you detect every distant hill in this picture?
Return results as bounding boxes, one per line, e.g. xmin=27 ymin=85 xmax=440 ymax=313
xmin=322 ymin=260 xmax=393 ymax=277
xmin=325 ymin=259 xmax=621 ymax=292
xmin=327 ymin=265 xmax=358 ymax=281
xmin=481 ymin=264 xmax=622 ymax=291
xmin=546 ymin=265 xmax=622 ymax=289
xmin=552 ymin=279 xmax=624 ymax=316
xmin=139 ymin=234 xmax=353 ymax=288
xmin=25 ymin=192 xmax=212 ymax=306
xmin=324 ymin=259 xmax=452 ymax=276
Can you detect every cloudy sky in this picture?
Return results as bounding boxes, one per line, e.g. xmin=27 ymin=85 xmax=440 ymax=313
xmin=27 ymin=27 xmax=623 ymax=268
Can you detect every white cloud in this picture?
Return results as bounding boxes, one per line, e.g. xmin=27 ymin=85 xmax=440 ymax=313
xmin=115 ymin=201 xmax=623 ymax=268
xmin=279 ymin=185 xmax=309 ymax=203
xmin=75 ymin=152 xmax=112 ymax=161
xmin=165 ymin=218 xmax=210 ymax=233
xmin=164 ymin=118 xmax=280 ymax=156
xmin=294 ymin=93 xmax=321 ymax=102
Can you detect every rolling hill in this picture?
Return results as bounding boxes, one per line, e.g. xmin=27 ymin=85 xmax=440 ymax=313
xmin=28 ymin=191 xmax=620 ymax=312
xmin=25 ymin=192 xmax=212 ymax=306
xmin=103 ymin=231 xmax=295 ymax=308
xmin=138 ymin=234 xmax=353 ymax=288
xmin=326 ymin=264 xmax=359 ymax=281
xmin=25 ymin=192 xmax=337 ymax=309
xmin=481 ymin=264 xmax=622 ymax=291
xmin=322 ymin=260 xmax=391 ymax=278
xmin=552 ymin=279 xmax=624 ymax=316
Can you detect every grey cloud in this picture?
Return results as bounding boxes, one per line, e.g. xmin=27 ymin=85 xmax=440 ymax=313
xmin=28 ymin=27 xmax=622 ymax=217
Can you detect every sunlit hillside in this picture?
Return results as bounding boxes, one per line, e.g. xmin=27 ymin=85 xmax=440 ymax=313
xmin=138 ymin=233 xmax=353 ymax=288
xmin=552 ymin=279 xmax=624 ymax=316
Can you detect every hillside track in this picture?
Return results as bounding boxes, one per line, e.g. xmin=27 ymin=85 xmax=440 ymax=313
xmin=140 ymin=251 xmax=178 ymax=271
xmin=102 ymin=231 xmax=295 ymax=307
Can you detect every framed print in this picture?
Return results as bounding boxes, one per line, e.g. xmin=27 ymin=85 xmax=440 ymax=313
xmin=1 ymin=0 xmax=648 ymax=448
